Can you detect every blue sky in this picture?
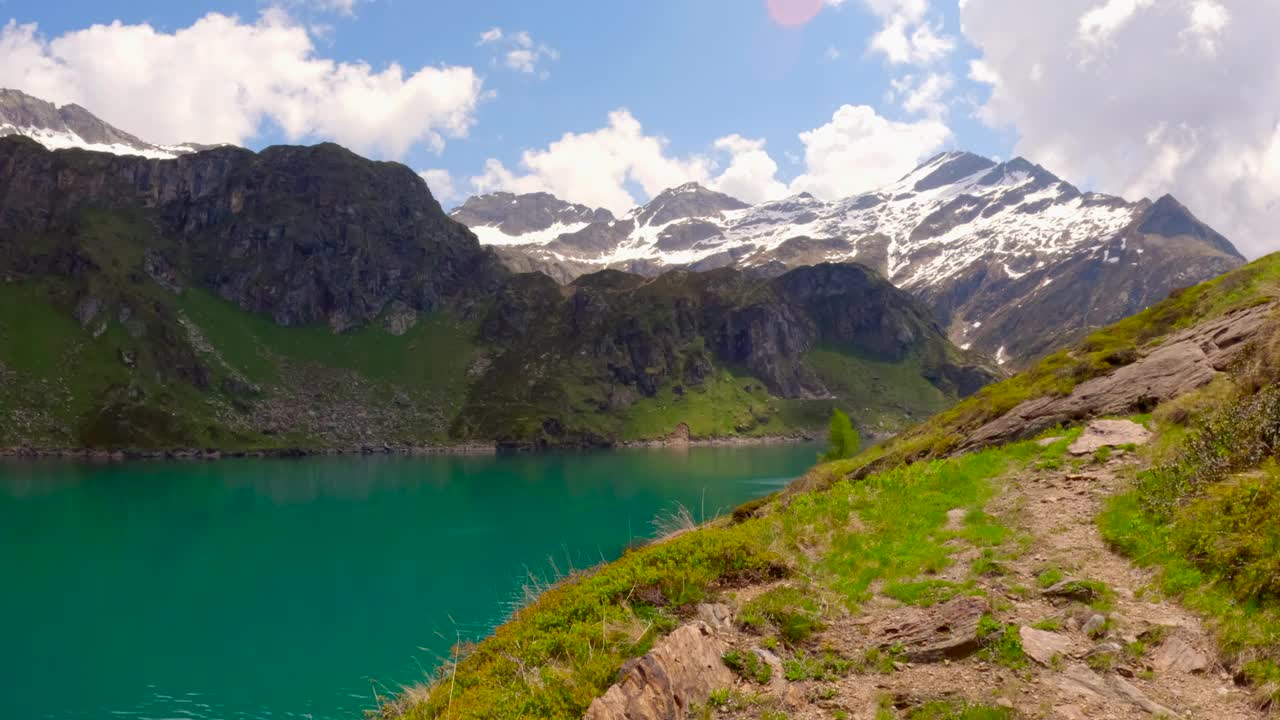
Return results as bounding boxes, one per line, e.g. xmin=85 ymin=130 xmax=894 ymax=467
xmin=0 ymin=0 xmax=1011 ymax=207
xmin=1 ymin=0 xmax=1277 ymax=256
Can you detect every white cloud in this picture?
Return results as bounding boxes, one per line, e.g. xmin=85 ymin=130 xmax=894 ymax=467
xmin=861 ymin=0 xmax=954 ymax=65
xmin=418 ymin=168 xmax=458 ymax=205
xmin=790 ymin=104 xmax=952 ymax=199
xmin=477 ymin=27 xmax=558 ymax=76
xmin=469 ymin=104 xmax=951 ymax=211
xmin=962 ymin=0 xmax=1280 ymax=257
xmin=823 ymin=45 xmax=844 ymax=61
xmin=469 ymin=110 xmax=713 ymax=214
xmin=891 ymin=72 xmax=954 ymax=118
xmin=709 ymin=135 xmax=789 ymax=204
xmin=0 ymin=12 xmax=483 ymax=158
xmin=1078 ymin=0 xmax=1154 ymax=45
xmin=1183 ymin=0 xmax=1229 ymax=55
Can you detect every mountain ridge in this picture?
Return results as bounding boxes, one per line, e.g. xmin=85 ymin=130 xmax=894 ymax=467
xmin=0 ymin=130 xmax=993 ymax=451
xmin=453 ymin=151 xmax=1245 ymax=366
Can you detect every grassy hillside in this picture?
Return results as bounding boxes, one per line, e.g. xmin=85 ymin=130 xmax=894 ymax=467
xmin=830 ymin=252 xmax=1280 ymax=481
xmin=376 ymin=252 xmax=1280 ymax=719
xmin=0 ymin=273 xmax=977 ymax=450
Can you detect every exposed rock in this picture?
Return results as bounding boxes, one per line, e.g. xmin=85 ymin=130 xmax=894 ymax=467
xmin=383 ymin=301 xmax=418 ymax=337
xmin=1152 ymin=635 xmax=1210 ymax=675
xmin=1020 ymin=626 xmax=1074 ymax=665
xmin=584 ymin=622 xmax=733 ymax=720
xmin=1043 ymin=580 xmax=1104 ymax=604
xmin=1082 ymin=614 xmax=1108 ymax=637
xmin=964 ymin=302 xmax=1276 ymax=449
xmin=865 ymin=596 xmax=988 ymax=663
xmin=1056 ymin=664 xmax=1183 ymax=718
xmin=694 ymin=603 xmax=733 ymax=632
xmin=1068 ymin=419 xmax=1153 ymax=455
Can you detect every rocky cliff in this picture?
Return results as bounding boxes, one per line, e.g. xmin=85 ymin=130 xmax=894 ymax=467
xmin=0 ymin=135 xmax=993 ymax=451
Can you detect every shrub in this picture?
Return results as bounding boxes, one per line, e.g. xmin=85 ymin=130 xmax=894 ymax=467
xmin=823 ymin=408 xmax=861 ymax=461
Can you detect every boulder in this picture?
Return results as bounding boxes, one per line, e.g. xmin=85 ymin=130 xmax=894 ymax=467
xmin=1151 ymin=635 xmax=1209 ymax=675
xmin=584 ymin=622 xmax=733 ymax=720
xmin=865 ymin=596 xmax=988 ymax=663
xmin=1068 ymin=419 xmax=1152 ymax=455
xmin=1020 ymin=626 xmax=1074 ymax=665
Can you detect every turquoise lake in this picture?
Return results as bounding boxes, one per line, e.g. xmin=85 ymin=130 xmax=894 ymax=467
xmin=0 ymin=444 xmax=816 ymax=720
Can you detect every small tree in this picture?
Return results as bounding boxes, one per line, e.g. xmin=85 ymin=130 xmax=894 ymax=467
xmin=822 ymin=408 xmax=860 ymax=461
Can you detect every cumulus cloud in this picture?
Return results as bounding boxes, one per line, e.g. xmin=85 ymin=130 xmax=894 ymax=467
xmin=471 ymin=105 xmax=951 ymax=212
xmin=790 ymin=104 xmax=951 ymax=198
xmin=961 ymin=0 xmax=1278 ymax=257
xmin=418 ymin=168 xmax=459 ymax=206
xmin=859 ymin=0 xmax=954 ymax=65
xmin=0 ymin=11 xmax=483 ymax=158
xmin=477 ymin=27 xmax=558 ymax=76
xmin=708 ymin=135 xmax=789 ymax=204
xmin=890 ymin=72 xmax=955 ymax=118
xmin=469 ymin=110 xmax=712 ymax=214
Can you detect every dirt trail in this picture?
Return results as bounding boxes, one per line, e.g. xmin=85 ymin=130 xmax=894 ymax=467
xmin=701 ymin=439 xmax=1264 ymax=719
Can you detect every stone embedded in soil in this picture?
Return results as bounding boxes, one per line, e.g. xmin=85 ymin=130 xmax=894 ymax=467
xmin=584 ymin=621 xmax=733 ymax=720
xmin=1068 ymin=419 xmax=1154 ymax=455
xmin=1020 ymin=626 xmax=1075 ymax=666
xmin=865 ymin=596 xmax=989 ymax=663
xmin=1056 ymin=664 xmax=1183 ymax=719
xmin=1082 ymin=614 xmax=1108 ymax=637
xmin=1152 ymin=635 xmax=1210 ymax=675
xmin=695 ymin=603 xmax=733 ymax=632
xmin=1043 ymin=580 xmax=1104 ymax=603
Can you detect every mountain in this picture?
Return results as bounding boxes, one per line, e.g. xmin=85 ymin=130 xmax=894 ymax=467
xmin=0 ymin=88 xmax=214 ymax=159
xmin=0 ymin=126 xmax=993 ymax=451
xmin=452 ymin=152 xmax=1246 ymax=365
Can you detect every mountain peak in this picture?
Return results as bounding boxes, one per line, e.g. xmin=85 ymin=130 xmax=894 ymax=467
xmin=450 ymin=190 xmax=614 ymax=236
xmin=0 ymin=87 xmax=196 ymax=159
xmin=635 ymin=183 xmax=749 ymax=226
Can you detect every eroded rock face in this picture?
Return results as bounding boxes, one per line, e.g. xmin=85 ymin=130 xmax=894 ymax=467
xmin=963 ymin=302 xmax=1277 ymax=449
xmin=584 ymin=622 xmax=734 ymax=720
xmin=0 ymin=136 xmax=507 ymax=330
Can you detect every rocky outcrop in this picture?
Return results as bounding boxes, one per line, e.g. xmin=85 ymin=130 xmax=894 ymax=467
xmin=457 ymin=262 xmax=998 ymax=443
xmin=0 ymin=135 xmax=508 ymax=329
xmin=963 ymin=302 xmax=1277 ymax=449
xmin=1067 ymin=419 xmax=1153 ymax=455
xmin=584 ymin=622 xmax=734 ymax=720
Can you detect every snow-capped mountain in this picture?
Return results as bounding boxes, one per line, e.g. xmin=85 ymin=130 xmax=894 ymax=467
xmin=0 ymin=88 xmax=212 ymax=159
xmin=451 ymin=152 xmax=1245 ymax=365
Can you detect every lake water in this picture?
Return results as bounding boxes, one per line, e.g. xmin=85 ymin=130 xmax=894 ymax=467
xmin=0 ymin=444 xmax=816 ymax=720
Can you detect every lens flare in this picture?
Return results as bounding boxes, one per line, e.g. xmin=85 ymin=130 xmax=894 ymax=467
xmin=766 ymin=0 xmax=823 ymax=27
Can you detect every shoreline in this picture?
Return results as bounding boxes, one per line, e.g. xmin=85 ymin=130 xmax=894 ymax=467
xmin=0 ymin=434 xmax=822 ymax=462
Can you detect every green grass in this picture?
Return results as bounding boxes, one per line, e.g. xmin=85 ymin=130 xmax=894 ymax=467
xmin=976 ymin=615 xmax=1029 ymax=669
xmin=379 ymin=433 xmax=1060 ymax=719
xmin=882 ymin=580 xmax=973 ymax=607
xmin=780 ymin=441 xmax=1036 ymax=606
xmin=177 ymin=289 xmax=478 ymax=392
xmin=722 ymin=649 xmax=773 ymax=684
xmin=738 ymin=585 xmax=827 ymax=645
xmin=619 ymin=367 xmax=785 ymax=440
xmin=1100 ymin=383 xmax=1280 ymax=699
xmin=905 ymin=701 xmax=1014 ymax=720
xmin=825 ymin=253 xmax=1280 ymax=480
